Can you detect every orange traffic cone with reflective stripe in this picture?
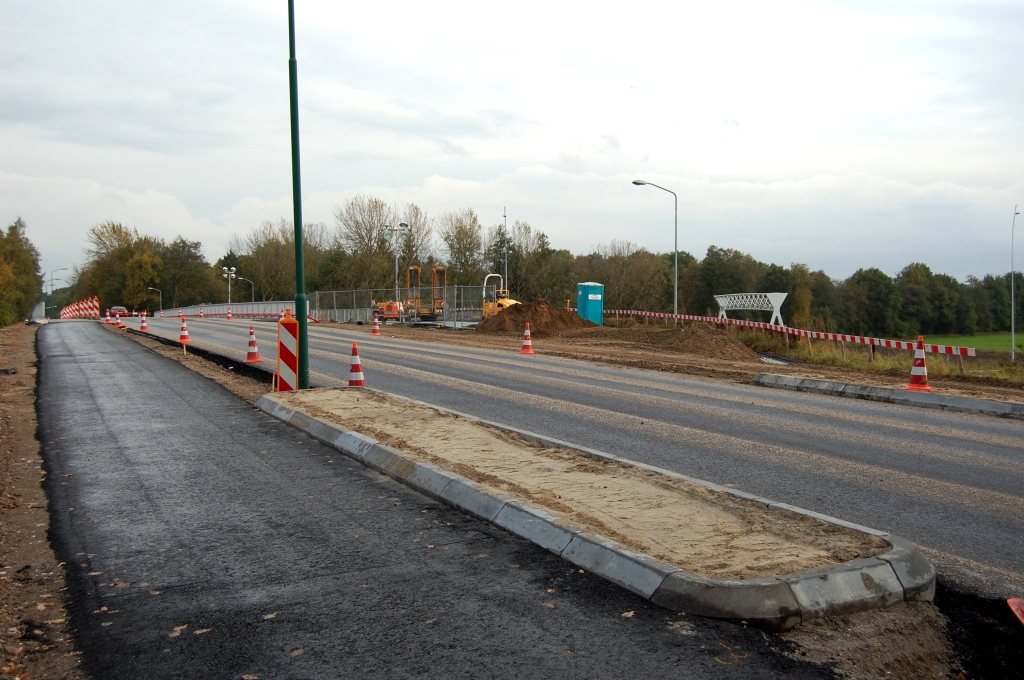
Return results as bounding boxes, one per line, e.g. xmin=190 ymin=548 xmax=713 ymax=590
xmin=140 ymin=313 xmax=149 ymax=332
xmin=115 ymin=314 xmax=124 ymax=328
xmin=104 ymin=309 xmax=112 ymax=324
xmin=1008 ymin=598 xmax=1024 ymax=626
xmin=179 ymin=318 xmax=191 ymax=344
xmin=245 ymin=326 xmax=261 ymax=363
xmin=349 ymin=343 xmax=365 ymax=387
xmin=199 ymin=306 xmax=204 ymax=319
xmin=371 ymin=313 xmax=381 ymax=336
xmin=902 ymin=336 xmax=933 ymax=392
xmin=226 ymin=306 xmax=233 ymax=321
xmin=520 ymin=322 xmax=535 ymax=355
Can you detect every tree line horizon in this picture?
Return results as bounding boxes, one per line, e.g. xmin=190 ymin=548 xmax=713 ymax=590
xmin=32 ymin=197 xmax=1024 ymax=341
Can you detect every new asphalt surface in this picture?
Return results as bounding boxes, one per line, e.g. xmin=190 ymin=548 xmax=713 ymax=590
xmin=138 ymin=316 xmax=1024 ymax=600
xmin=38 ymin=321 xmax=831 ymax=678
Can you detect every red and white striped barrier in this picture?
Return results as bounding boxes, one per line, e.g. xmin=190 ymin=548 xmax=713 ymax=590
xmin=277 ymin=310 xmax=298 ymax=392
xmin=598 ymin=308 xmax=978 ymax=357
xmin=59 ymin=297 xmax=101 ymax=319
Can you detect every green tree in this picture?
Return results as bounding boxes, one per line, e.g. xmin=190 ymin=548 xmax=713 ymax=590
xmin=439 ymin=208 xmax=485 ymax=286
xmin=0 ymin=218 xmax=43 ymax=325
xmin=836 ymin=268 xmax=904 ymax=337
xmin=159 ymin=237 xmax=211 ymax=308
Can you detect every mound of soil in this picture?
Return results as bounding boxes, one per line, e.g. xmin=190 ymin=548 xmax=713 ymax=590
xmin=560 ymin=322 xmax=759 ymax=362
xmin=475 ymin=299 xmax=597 ymax=337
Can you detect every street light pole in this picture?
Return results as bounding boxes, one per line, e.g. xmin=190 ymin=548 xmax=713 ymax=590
xmin=1013 ymin=205 xmax=1020 ymax=362
xmin=503 ymin=207 xmax=508 ymax=291
xmin=237 ymin=277 xmax=255 ymax=303
xmin=222 ymin=266 xmax=236 ymax=304
xmin=288 ymin=0 xmax=309 ymax=389
xmin=388 ymin=222 xmax=410 ymax=309
xmin=147 ymin=287 xmax=162 ymax=313
xmin=47 ymin=267 xmax=68 ymax=317
xmin=632 ymin=180 xmax=679 ymax=319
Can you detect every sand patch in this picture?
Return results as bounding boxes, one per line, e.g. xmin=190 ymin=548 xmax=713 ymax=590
xmin=277 ymin=389 xmax=886 ymax=580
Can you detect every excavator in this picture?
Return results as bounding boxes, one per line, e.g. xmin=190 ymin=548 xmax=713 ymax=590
xmin=482 ymin=274 xmax=520 ymax=319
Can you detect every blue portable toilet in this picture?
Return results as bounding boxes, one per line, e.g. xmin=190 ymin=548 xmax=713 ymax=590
xmin=576 ymin=282 xmax=604 ymax=325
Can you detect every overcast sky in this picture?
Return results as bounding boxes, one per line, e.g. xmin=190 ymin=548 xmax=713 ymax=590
xmin=3 ymin=0 xmax=1023 ymax=288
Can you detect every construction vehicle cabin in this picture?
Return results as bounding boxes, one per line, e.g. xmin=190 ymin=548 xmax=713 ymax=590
xmin=481 ymin=273 xmax=519 ymax=318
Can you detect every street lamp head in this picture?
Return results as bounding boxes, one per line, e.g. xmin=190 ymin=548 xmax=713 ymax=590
xmin=399 ymin=222 xmax=409 ymax=228
xmin=632 ymin=180 xmax=649 ymax=186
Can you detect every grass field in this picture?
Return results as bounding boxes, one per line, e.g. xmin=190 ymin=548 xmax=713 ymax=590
xmin=923 ymin=332 xmax=1019 ymax=352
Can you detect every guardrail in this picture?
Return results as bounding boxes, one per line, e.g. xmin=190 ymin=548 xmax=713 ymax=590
xmin=600 ymin=308 xmax=978 ymax=357
xmin=165 ymin=301 xmax=296 ymax=320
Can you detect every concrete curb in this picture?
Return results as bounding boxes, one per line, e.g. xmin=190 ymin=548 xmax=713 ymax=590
xmin=752 ymin=372 xmax=1024 ymax=420
xmin=255 ymin=391 xmax=935 ymax=632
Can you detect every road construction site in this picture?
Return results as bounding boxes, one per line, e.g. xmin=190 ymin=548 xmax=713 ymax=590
xmin=31 ymin=316 xmax=1024 ymax=678
xmin=131 ymin=314 xmax=1024 ymax=600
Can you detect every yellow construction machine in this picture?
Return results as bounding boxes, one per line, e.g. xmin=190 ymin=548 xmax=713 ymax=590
xmin=482 ymin=274 xmax=520 ymax=319
xmin=404 ymin=266 xmax=448 ymax=320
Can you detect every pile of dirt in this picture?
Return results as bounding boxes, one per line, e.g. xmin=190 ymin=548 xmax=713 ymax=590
xmin=560 ymin=323 xmax=759 ymax=362
xmin=475 ymin=299 xmax=597 ymax=337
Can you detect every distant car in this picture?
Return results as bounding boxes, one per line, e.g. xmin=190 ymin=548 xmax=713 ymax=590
xmin=110 ymin=306 xmax=128 ymax=317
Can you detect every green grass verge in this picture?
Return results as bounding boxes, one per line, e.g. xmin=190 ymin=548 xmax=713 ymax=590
xmin=922 ymin=333 xmax=1017 ymax=352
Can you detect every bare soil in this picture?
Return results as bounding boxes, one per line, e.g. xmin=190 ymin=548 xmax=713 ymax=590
xmin=277 ymin=388 xmax=887 ymax=580
xmin=475 ymin=299 xmax=597 ymax=336
xmin=360 ymin=321 xmax=1024 ymax=405
xmin=0 ymin=323 xmax=87 ymax=679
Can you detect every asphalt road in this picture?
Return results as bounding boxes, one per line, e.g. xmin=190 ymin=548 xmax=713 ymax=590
xmin=38 ymin=321 xmax=829 ymax=679
xmin=138 ymin=315 xmax=1024 ymax=601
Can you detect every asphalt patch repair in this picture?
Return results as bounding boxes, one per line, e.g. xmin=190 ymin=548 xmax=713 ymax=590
xmin=274 ymin=388 xmax=887 ymax=581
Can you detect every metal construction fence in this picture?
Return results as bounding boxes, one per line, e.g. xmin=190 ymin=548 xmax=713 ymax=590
xmin=163 ymin=301 xmax=296 ymax=320
xmin=163 ymin=285 xmax=500 ymax=327
xmin=309 ymin=286 xmax=495 ymax=326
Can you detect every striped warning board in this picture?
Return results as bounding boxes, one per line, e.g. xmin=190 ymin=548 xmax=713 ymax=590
xmin=277 ymin=311 xmax=298 ymax=392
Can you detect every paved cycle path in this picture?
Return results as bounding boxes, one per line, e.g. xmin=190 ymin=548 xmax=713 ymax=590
xmin=37 ymin=321 xmax=825 ymax=679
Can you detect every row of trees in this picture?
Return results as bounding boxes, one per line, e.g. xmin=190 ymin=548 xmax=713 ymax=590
xmin=52 ymin=198 xmax=1024 ymax=341
xmin=0 ymin=219 xmax=43 ymax=326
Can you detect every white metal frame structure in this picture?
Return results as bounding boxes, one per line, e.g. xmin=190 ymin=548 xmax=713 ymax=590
xmin=714 ymin=292 xmax=788 ymax=327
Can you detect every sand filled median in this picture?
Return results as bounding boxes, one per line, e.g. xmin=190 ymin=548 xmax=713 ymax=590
xmin=275 ymin=389 xmax=887 ymax=581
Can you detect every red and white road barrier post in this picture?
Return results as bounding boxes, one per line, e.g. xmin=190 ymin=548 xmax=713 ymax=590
xmin=277 ymin=310 xmax=298 ymax=391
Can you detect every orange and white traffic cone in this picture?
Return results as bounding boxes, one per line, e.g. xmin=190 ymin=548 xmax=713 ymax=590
xmin=140 ymin=313 xmax=149 ymax=332
xmin=520 ymin=322 xmax=535 ymax=355
xmin=279 ymin=308 xmax=285 ymax=320
xmin=349 ymin=343 xmax=366 ymax=387
xmin=115 ymin=314 xmax=124 ymax=329
xmin=226 ymin=306 xmax=233 ymax=321
xmin=160 ymin=309 xmax=164 ymax=318
xmin=199 ymin=306 xmax=204 ymax=319
xmin=371 ymin=314 xmax=381 ymax=336
xmin=179 ymin=318 xmax=191 ymax=344
xmin=1008 ymin=598 xmax=1024 ymax=626
xmin=104 ymin=309 xmax=112 ymax=324
xmin=245 ymin=326 xmax=261 ymax=363
xmin=902 ymin=336 xmax=933 ymax=392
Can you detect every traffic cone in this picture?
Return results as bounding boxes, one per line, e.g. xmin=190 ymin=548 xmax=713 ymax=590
xmin=104 ymin=309 xmax=112 ymax=324
xmin=348 ymin=343 xmax=365 ymax=387
xmin=179 ymin=318 xmax=191 ymax=344
xmin=140 ymin=313 xmax=149 ymax=332
xmin=245 ymin=326 xmax=261 ymax=363
xmin=160 ymin=309 xmax=164 ymax=318
xmin=226 ymin=306 xmax=233 ymax=321
xmin=371 ymin=313 xmax=381 ymax=336
xmin=902 ymin=336 xmax=933 ymax=392
xmin=520 ymin=322 xmax=535 ymax=355
xmin=199 ymin=306 xmax=204 ymax=319
xmin=279 ymin=308 xmax=285 ymax=320
xmin=115 ymin=314 xmax=124 ymax=328
xmin=1009 ymin=598 xmax=1024 ymax=626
